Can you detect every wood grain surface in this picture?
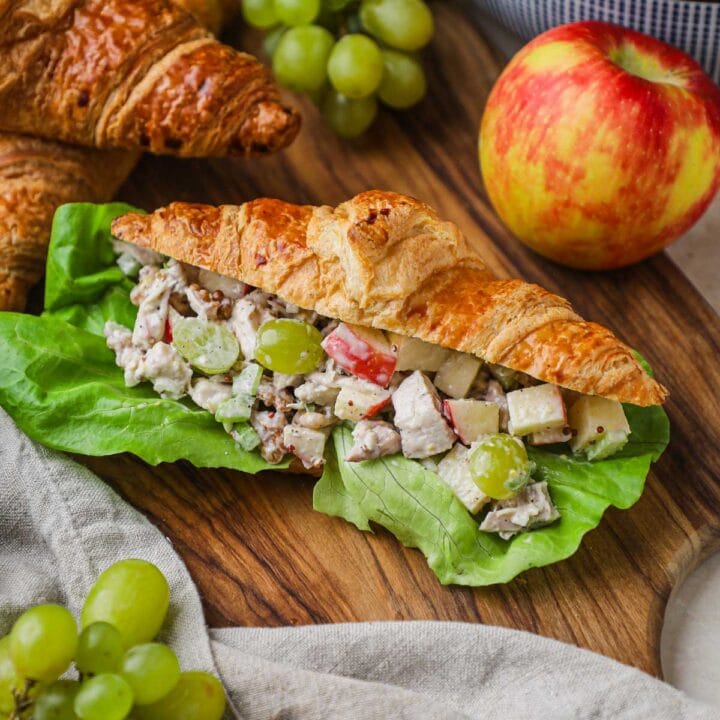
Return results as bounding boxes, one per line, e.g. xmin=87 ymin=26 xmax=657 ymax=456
xmin=77 ymin=0 xmax=720 ymax=677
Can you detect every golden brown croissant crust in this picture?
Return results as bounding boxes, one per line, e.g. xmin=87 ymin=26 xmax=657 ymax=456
xmin=0 ymin=0 xmax=299 ymax=157
xmin=112 ymin=190 xmax=667 ymax=407
xmin=0 ymin=133 xmax=138 ymax=310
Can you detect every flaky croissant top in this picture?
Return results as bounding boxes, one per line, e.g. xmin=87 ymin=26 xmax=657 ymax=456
xmin=0 ymin=0 xmax=299 ymax=156
xmin=112 ymin=191 xmax=667 ymax=406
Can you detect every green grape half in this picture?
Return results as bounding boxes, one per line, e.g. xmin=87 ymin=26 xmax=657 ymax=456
xmin=9 ymin=605 xmax=78 ymax=682
xmin=172 ymin=318 xmax=240 ymax=375
xmin=360 ymin=0 xmax=434 ymax=51
xmin=120 ymin=644 xmax=180 ymax=706
xmin=0 ymin=636 xmax=20 ymax=714
xmin=76 ymin=623 xmax=124 ymax=676
xmin=33 ymin=680 xmax=80 ymax=720
xmin=241 ymin=0 xmax=278 ymax=28
xmin=74 ymin=675 xmax=134 ymax=720
xmin=327 ymin=34 xmax=383 ymax=99
xmin=81 ymin=559 xmax=169 ymax=649
xmin=272 ymin=25 xmax=335 ymax=92
xmin=255 ymin=319 xmax=324 ymax=374
xmin=322 ymin=91 xmax=378 ymax=138
xmin=469 ymin=435 xmax=532 ymax=500
xmin=378 ymin=50 xmax=426 ymax=109
xmin=134 ymin=672 xmax=225 ymax=720
xmin=273 ymin=0 xmax=319 ymax=25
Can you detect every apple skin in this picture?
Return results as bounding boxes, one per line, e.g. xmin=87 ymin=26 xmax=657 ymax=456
xmin=479 ymin=21 xmax=720 ymax=270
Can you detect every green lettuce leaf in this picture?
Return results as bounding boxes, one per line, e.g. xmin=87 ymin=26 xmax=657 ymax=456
xmin=0 ymin=202 xmax=669 ymax=586
xmin=0 ymin=203 xmax=285 ymax=472
xmin=314 ymin=409 xmax=668 ymax=585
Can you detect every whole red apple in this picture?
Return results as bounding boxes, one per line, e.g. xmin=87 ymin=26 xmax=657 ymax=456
xmin=480 ymin=21 xmax=720 ymax=270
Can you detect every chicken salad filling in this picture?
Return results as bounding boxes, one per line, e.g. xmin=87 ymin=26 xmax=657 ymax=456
xmin=105 ymin=242 xmax=633 ymax=539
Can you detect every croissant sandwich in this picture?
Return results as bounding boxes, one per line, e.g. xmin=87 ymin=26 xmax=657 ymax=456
xmin=0 ymin=191 xmax=670 ymax=585
xmin=0 ymin=0 xmax=288 ymax=311
xmin=0 ymin=0 xmax=299 ymax=157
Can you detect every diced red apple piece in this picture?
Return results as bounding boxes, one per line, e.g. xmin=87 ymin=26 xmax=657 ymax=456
xmin=436 ymin=444 xmax=491 ymax=514
xmin=443 ymin=399 xmax=500 ymax=444
xmin=387 ymin=332 xmax=450 ymax=372
xmin=334 ymin=379 xmax=392 ymax=423
xmin=434 ymin=351 xmax=482 ymax=399
xmin=568 ymin=396 xmax=630 ymax=453
xmin=506 ymin=384 xmax=566 ymax=436
xmin=529 ymin=425 xmax=572 ymax=446
xmin=322 ymin=323 xmax=397 ymax=387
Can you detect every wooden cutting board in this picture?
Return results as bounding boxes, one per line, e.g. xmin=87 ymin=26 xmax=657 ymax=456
xmin=77 ymin=0 xmax=720 ymax=677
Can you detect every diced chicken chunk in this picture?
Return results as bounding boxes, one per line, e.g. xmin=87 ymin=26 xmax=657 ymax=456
xmin=392 ymin=371 xmax=456 ymax=458
xmin=257 ymin=381 xmax=294 ymax=413
xmin=197 ymin=268 xmax=247 ymax=300
xmin=112 ymin=239 xmax=164 ymax=268
xmin=480 ymin=481 xmax=560 ymax=539
xmin=346 ymin=420 xmax=401 ymax=462
xmin=130 ymin=271 xmax=178 ymax=349
xmin=436 ymin=444 xmax=490 ymax=514
xmin=250 ymin=409 xmax=288 ymax=464
xmin=294 ymin=361 xmax=344 ymax=407
xmin=293 ymin=408 xmax=338 ymax=430
xmin=104 ymin=322 xmax=144 ymax=388
xmin=283 ymin=425 xmax=329 ymax=469
xmin=188 ymin=378 xmax=233 ymax=414
xmin=229 ymin=290 xmax=276 ymax=360
xmin=140 ymin=342 xmax=193 ymax=400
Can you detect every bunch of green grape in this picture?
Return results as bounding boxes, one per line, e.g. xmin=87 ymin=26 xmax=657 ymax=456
xmin=0 ymin=560 xmax=225 ymax=720
xmin=242 ymin=0 xmax=435 ymax=137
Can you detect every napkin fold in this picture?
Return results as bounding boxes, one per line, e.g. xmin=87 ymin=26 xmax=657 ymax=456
xmin=0 ymin=408 xmax=715 ymax=719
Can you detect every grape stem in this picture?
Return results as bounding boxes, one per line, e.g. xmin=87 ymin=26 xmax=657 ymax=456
xmin=9 ymin=678 xmax=35 ymax=719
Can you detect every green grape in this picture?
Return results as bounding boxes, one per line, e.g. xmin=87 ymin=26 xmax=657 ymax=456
xmin=263 ymin=25 xmax=285 ymax=58
xmin=322 ymin=91 xmax=378 ymax=138
xmin=242 ymin=0 xmax=278 ymax=27
xmin=327 ymin=34 xmax=383 ymax=99
xmin=34 ymin=680 xmax=80 ymax=720
xmin=378 ymin=49 xmax=426 ymax=109
xmin=9 ymin=605 xmax=77 ymax=682
xmin=469 ymin=434 xmax=532 ymax=500
xmin=76 ymin=623 xmax=124 ymax=676
xmin=81 ymin=559 xmax=169 ymax=649
xmin=273 ymin=0 xmax=319 ymax=25
xmin=272 ymin=25 xmax=335 ymax=92
xmin=255 ymin=319 xmax=324 ymax=374
xmin=119 ymin=644 xmax=180 ymax=706
xmin=74 ymin=674 xmax=133 ymax=720
xmin=360 ymin=0 xmax=434 ymax=51
xmin=0 ymin=637 xmax=20 ymax=714
xmin=134 ymin=672 xmax=225 ymax=720
xmin=172 ymin=318 xmax=240 ymax=375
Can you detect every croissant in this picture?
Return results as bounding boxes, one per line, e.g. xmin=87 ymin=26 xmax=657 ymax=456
xmin=0 ymin=0 xmax=299 ymax=157
xmin=0 ymin=0 xmax=276 ymax=311
xmin=111 ymin=190 xmax=667 ymax=407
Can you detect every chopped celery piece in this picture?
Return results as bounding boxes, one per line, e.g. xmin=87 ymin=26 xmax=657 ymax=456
xmin=232 ymin=423 xmax=261 ymax=451
xmin=233 ymin=363 xmax=263 ymax=396
xmin=585 ymin=430 xmax=629 ymax=461
xmin=215 ymin=395 xmax=253 ymax=423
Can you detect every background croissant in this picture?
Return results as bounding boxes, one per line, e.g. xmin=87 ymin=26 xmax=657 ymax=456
xmin=0 ymin=0 xmax=297 ymax=311
xmin=112 ymin=190 xmax=667 ymax=407
xmin=0 ymin=0 xmax=299 ymax=156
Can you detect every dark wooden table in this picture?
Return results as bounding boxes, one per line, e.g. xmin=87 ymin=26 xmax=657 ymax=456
xmin=78 ymin=1 xmax=720 ymax=676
